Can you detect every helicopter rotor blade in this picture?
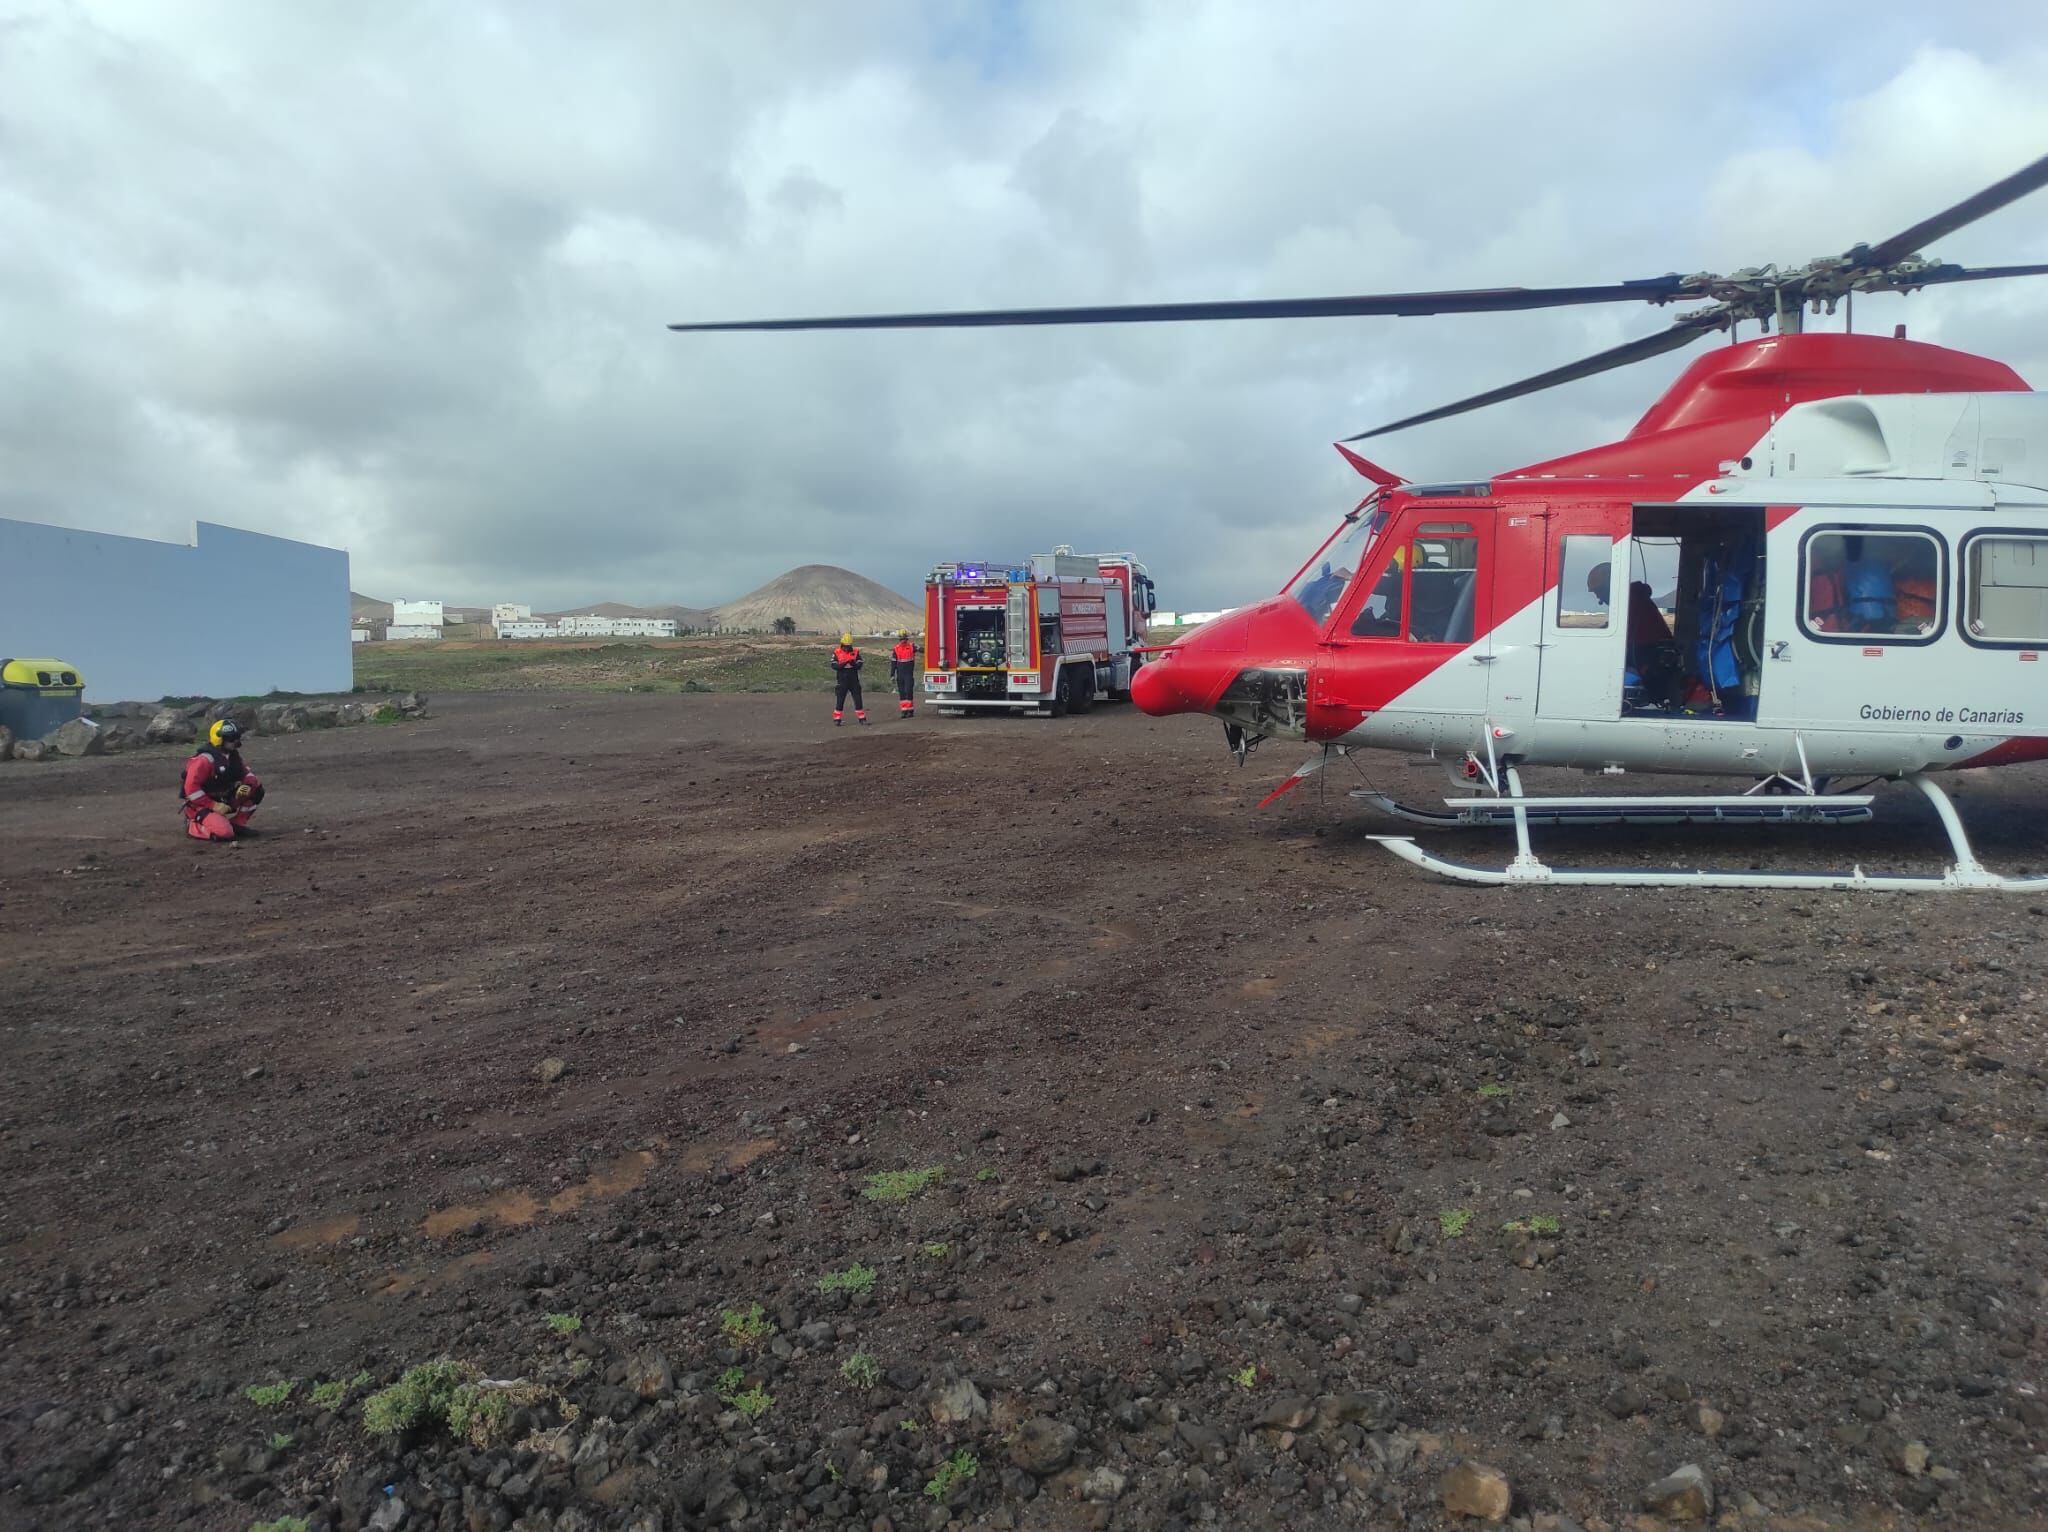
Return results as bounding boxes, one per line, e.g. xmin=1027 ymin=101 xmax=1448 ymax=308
xmin=1860 ymin=152 xmax=2048 ymax=269
xmin=1905 ymin=260 xmax=2048 ymax=288
xmin=1343 ymin=321 xmax=1712 ymax=441
xmin=668 ymin=278 xmax=1694 ymax=333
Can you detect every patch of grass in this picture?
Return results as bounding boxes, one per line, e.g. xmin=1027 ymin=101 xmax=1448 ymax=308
xmin=1234 ymin=1365 xmax=1257 ymax=1390
xmin=243 ymin=1381 xmax=294 ymax=1408
xmin=543 ymin=1311 xmax=583 ymax=1336
xmin=363 ymin=1361 xmax=470 ymax=1437
xmin=369 ymin=705 xmax=407 ymax=724
xmin=841 ymin=1352 xmax=882 ymax=1389
xmin=267 ymin=1431 xmax=295 ymax=1452
xmin=862 ymin=1166 xmax=944 ymax=1204
xmin=361 ymin=1361 xmax=536 ymax=1447
xmin=1476 ymin=1083 xmax=1511 ymax=1099
xmin=1503 ymin=1214 xmax=1563 ymax=1235
xmin=249 ymin=1518 xmax=311 ymax=1532
xmin=921 ymin=1241 xmax=951 ymax=1259
xmin=721 ymin=1302 xmax=774 ymax=1346
xmin=975 ymin=1167 xmax=999 ymax=1183
xmin=1438 ymin=1208 xmax=1475 ymax=1239
xmin=925 ymin=1449 xmax=980 ymax=1501
xmin=816 ymin=1263 xmax=877 ymax=1296
xmin=715 ymin=1366 xmax=771 ymax=1419
xmin=308 ymin=1380 xmax=347 ymax=1410
xmin=899 ymin=1417 xmax=922 ymax=1432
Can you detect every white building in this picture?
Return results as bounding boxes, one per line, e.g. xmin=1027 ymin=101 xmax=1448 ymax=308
xmin=556 ymin=615 xmax=616 ymax=636
xmin=386 ymin=624 xmax=444 ymax=642
xmin=392 ymin=598 xmax=444 ymax=626
xmin=609 ymin=618 xmax=677 ymax=637
xmin=350 ymin=628 xmax=371 ymax=644
xmin=0 ymin=516 xmax=349 ymax=700
xmin=492 ymin=602 xmax=532 ymax=624
xmin=496 ymin=621 xmax=555 ymax=639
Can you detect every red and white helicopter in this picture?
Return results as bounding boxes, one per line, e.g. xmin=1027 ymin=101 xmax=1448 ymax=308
xmin=674 ymin=153 xmax=2048 ymax=892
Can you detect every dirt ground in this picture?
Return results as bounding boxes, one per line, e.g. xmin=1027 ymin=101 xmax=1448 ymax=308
xmin=3 ymin=691 xmax=2046 ymax=1532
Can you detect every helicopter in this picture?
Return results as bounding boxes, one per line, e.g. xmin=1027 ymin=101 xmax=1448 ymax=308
xmin=673 ymin=152 xmax=2048 ymax=892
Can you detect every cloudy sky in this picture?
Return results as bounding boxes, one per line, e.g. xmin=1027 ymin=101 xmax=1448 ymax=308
xmin=5 ymin=2 xmax=2048 ymax=612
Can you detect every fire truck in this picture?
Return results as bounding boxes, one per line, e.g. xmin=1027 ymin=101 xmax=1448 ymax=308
xmin=922 ymin=548 xmax=1156 ymax=715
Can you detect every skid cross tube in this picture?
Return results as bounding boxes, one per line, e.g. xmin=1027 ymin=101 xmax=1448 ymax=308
xmin=1368 ymin=774 xmax=2048 ymax=892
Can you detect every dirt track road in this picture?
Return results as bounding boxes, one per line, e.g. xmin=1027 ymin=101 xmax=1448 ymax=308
xmin=3 ymin=692 xmax=2046 ymax=1529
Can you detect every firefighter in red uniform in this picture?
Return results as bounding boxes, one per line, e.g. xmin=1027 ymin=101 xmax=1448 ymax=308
xmin=181 ymin=720 xmax=265 ymax=841
xmin=831 ymin=632 xmax=868 ymax=725
xmin=889 ymin=630 xmax=918 ymax=717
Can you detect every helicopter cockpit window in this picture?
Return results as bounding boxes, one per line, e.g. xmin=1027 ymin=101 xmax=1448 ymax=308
xmin=1288 ymin=506 xmax=1388 ymax=624
xmin=1801 ymin=528 xmax=1944 ymax=643
xmin=1349 ymin=521 xmax=1479 ymax=642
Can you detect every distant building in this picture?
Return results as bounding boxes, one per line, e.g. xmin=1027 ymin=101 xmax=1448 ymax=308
xmin=350 ymin=628 xmax=371 ymax=644
xmin=392 ymin=598 xmax=444 ymax=626
xmin=556 ymin=615 xmax=615 ymax=637
xmin=609 ymin=618 xmax=677 ymax=638
xmin=1150 ymin=610 xmax=1180 ymax=626
xmin=386 ymin=624 xmax=443 ymax=642
xmin=496 ymin=621 xmax=555 ymax=639
xmin=492 ymin=602 xmax=532 ymax=624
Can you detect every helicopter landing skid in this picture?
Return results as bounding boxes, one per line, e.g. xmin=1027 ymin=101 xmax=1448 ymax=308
xmin=1351 ymin=790 xmax=1875 ymax=828
xmin=1368 ymin=774 xmax=2048 ymax=892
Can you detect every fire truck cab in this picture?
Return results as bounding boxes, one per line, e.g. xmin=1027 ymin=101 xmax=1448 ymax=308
xmin=923 ymin=549 xmax=1155 ymax=716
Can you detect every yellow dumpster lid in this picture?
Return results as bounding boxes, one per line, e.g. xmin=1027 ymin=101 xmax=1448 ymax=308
xmin=1 ymin=657 xmax=83 ymax=690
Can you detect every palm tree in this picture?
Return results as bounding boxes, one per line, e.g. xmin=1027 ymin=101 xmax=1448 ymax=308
xmin=772 ymin=615 xmax=797 ymax=636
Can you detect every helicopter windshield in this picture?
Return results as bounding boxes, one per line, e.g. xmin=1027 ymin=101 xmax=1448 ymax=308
xmin=1287 ymin=504 xmax=1390 ymax=624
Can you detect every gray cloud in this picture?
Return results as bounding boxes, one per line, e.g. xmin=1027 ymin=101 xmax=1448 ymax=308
xmin=4 ymin=1 xmax=2047 ymax=612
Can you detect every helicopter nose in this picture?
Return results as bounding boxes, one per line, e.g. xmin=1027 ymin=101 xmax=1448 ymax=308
xmin=1132 ymin=611 xmax=1250 ymax=717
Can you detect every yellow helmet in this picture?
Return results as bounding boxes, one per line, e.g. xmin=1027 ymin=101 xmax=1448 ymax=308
xmin=840 ymin=632 xmax=853 ymax=646
xmin=897 ymin=629 xmax=909 ymax=639
xmin=208 ymin=719 xmax=243 ymax=748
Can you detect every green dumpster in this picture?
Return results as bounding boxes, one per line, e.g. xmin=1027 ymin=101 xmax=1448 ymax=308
xmin=0 ymin=657 xmax=85 ymax=740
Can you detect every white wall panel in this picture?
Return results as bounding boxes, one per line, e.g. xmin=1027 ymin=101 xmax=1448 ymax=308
xmin=0 ymin=517 xmax=351 ymax=701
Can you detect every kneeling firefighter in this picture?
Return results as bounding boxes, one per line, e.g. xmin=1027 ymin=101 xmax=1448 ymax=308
xmin=181 ymin=720 xmax=265 ymax=841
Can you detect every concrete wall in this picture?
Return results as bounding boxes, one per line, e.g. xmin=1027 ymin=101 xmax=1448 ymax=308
xmin=0 ymin=517 xmax=351 ymax=702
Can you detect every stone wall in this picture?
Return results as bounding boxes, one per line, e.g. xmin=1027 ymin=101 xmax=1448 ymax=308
xmin=3 ymin=694 xmax=428 ymax=762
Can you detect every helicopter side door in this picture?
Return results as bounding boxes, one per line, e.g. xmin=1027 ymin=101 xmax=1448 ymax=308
xmin=1534 ymin=505 xmax=1628 ymax=722
xmin=1308 ymin=503 xmax=1497 ymax=749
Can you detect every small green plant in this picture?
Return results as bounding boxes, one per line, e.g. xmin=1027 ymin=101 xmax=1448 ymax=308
xmin=921 ymin=1241 xmax=951 ymax=1258
xmin=249 ymin=1518 xmax=312 ymax=1532
xmin=267 ymin=1431 xmax=295 ymax=1452
xmin=899 ymin=1416 xmax=922 ymax=1432
xmin=244 ymin=1381 xmax=294 ymax=1408
xmin=925 ymin=1449 xmax=980 ymax=1500
xmin=841 ymin=1352 xmax=882 ymax=1389
xmin=1476 ymin=1083 xmax=1511 ymax=1099
xmin=721 ymin=1302 xmax=775 ymax=1346
xmin=362 ymin=1360 xmax=473 ymax=1438
xmin=308 ymin=1380 xmax=347 ymax=1409
xmin=370 ymin=705 xmax=406 ymax=725
xmin=1503 ymin=1214 xmax=1563 ymax=1235
xmin=543 ymin=1311 xmax=583 ymax=1336
xmin=1234 ymin=1364 xmax=1257 ymax=1389
xmin=1438 ymin=1208 xmax=1475 ymax=1239
xmin=862 ymin=1166 xmax=944 ymax=1203
xmin=975 ymin=1167 xmax=999 ymax=1183
xmin=827 ymin=1461 xmax=843 ymax=1483
xmin=817 ymin=1263 xmax=877 ymax=1296
xmin=715 ymin=1366 xmax=771 ymax=1419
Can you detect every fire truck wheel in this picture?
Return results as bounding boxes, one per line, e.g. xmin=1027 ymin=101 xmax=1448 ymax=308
xmin=1070 ymin=668 xmax=1094 ymax=714
xmin=1049 ymin=669 xmax=1071 ymax=718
